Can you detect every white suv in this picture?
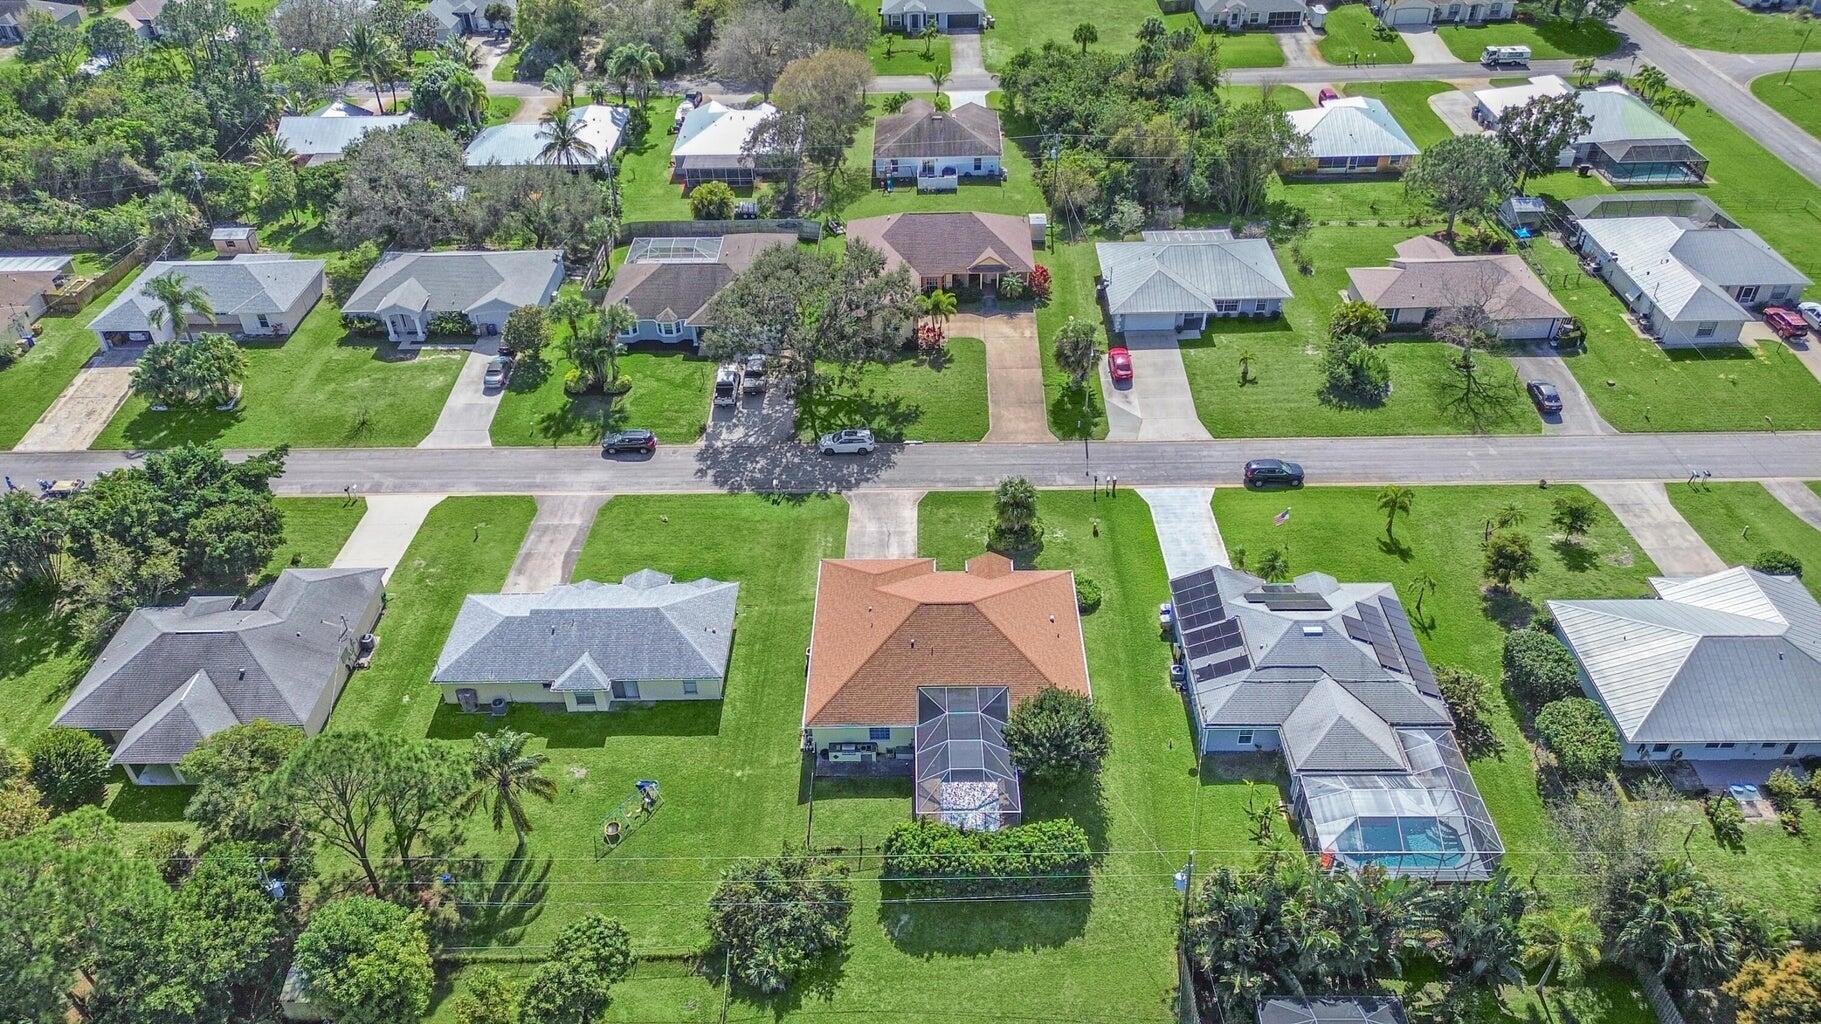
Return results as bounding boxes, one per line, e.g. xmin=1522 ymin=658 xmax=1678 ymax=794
xmin=817 ymin=428 xmax=876 ymax=455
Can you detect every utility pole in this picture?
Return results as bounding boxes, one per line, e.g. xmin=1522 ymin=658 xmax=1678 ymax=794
xmin=1786 ymin=23 xmax=1815 ymax=85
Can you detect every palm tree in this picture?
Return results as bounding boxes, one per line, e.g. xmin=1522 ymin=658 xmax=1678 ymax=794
xmin=144 ymin=273 xmax=215 ymax=342
xmin=537 ymin=105 xmax=598 ymax=168
xmin=246 ymin=134 xmax=297 ymax=167
xmin=595 ymin=305 xmax=634 ymax=382
xmin=919 ymin=23 xmax=938 ymax=57
xmin=343 ymin=24 xmax=399 ymax=109
xmin=1376 ymin=484 xmax=1413 ymax=538
xmin=1072 ymin=22 xmax=1098 ymax=54
xmin=549 ymin=292 xmax=594 ymax=348
xmin=1410 ymin=570 xmax=1438 ymax=621
xmin=920 ymin=288 xmax=956 ymax=329
xmin=542 ymin=60 xmax=582 ymax=105
xmin=1484 ymin=502 xmax=1527 ymax=542
xmin=610 ymin=43 xmax=662 ymax=110
xmin=587 ymin=79 xmax=611 ymax=107
xmin=459 ymin=729 xmax=558 ymax=849
xmin=1237 ymin=348 xmax=1255 ymax=385
xmin=930 ymin=67 xmax=950 ymax=93
xmin=1614 ymin=860 xmax=1741 ymax=990
xmin=1256 ymin=547 xmax=1290 ymax=583
xmin=1521 ymin=905 xmax=1601 ymax=999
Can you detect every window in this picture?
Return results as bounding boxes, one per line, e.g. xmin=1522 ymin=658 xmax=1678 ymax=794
xmin=1236 ymin=729 xmax=1254 ymax=745
xmin=1652 ymin=743 xmax=1669 ymax=752
xmin=1215 ymin=300 xmax=1240 ymax=313
xmin=1787 ymin=743 xmax=1799 ymax=755
xmin=683 ymin=681 xmax=699 ymax=695
xmin=619 ymin=321 xmax=639 ymax=337
xmin=1764 ymin=742 xmax=1778 ymax=748
xmin=256 ymin=313 xmax=270 ymax=329
xmin=612 ymin=680 xmax=640 ymax=699
xmin=1695 ymin=321 xmax=1718 ymax=338
xmin=1705 ymin=743 xmax=1721 ymax=748
xmin=1720 ymin=742 xmax=1736 ymax=748
xmin=574 ymin=691 xmax=597 ymax=707
xmin=973 ymin=157 xmax=982 ymax=171
xmin=656 ymin=319 xmax=682 ymax=338
xmin=1317 ymin=156 xmax=1349 ymax=169
xmin=1737 ymin=285 xmax=1758 ymax=303
xmin=1252 ymin=300 xmax=1269 ymax=312
xmin=869 ymin=727 xmax=892 ymax=741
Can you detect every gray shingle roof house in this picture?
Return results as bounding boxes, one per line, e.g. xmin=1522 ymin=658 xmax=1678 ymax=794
xmin=429 ymin=0 xmax=514 ymax=38
xmin=877 ymin=0 xmax=986 ymax=33
xmin=1169 ymin=565 xmax=1502 ymax=879
xmin=1096 ymin=229 xmax=1292 ymax=338
xmin=1196 ymin=0 xmax=1308 ymax=30
xmin=871 ymin=100 xmax=1003 ymax=184
xmin=1568 ymin=208 xmax=1809 ymax=347
xmin=0 ymin=0 xmax=80 ymax=42
xmin=1550 ymin=566 xmax=1821 ymax=769
xmin=1284 ymin=97 xmax=1419 ymax=174
xmin=601 ymin=233 xmax=796 ymax=350
xmin=847 ymin=212 xmax=1035 ymax=293
xmin=53 ymin=568 xmax=386 ymax=784
xmin=274 ymin=114 xmax=414 ymax=166
xmin=342 ymin=249 xmax=565 ymax=342
xmin=433 ymin=571 xmax=740 ymax=713
xmin=1345 ymin=235 xmax=1569 ymax=342
xmin=89 ymin=254 xmax=326 ymax=351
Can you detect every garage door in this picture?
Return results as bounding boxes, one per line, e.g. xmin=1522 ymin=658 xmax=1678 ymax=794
xmin=1392 ymin=5 xmax=1429 ymax=24
xmin=947 ymin=13 xmax=980 ymax=28
xmin=1267 ymin=10 xmax=1302 ymax=25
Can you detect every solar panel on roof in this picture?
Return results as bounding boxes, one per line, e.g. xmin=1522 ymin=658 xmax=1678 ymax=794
xmin=1245 ymin=590 xmax=1333 ymax=611
xmin=1342 ymin=614 xmax=1367 ymax=642
xmin=1353 ymin=601 xmax=1405 ymax=672
xmin=1380 ymin=597 xmax=1440 ymax=697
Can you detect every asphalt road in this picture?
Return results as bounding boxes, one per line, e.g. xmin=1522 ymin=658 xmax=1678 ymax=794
xmin=7 ymin=432 xmax=1818 ymax=496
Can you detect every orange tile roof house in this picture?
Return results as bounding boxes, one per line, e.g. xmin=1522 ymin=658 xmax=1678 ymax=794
xmin=802 ymin=554 xmax=1091 ymax=775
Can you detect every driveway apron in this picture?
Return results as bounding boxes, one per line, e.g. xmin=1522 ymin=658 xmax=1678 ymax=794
xmin=1137 ymin=487 xmax=1228 ymax=578
xmin=844 ymin=489 xmax=924 ymax=558
xmin=1764 ymin=479 xmax=1821 ymax=532
xmin=1586 ymin=481 xmax=1726 ymax=576
xmin=332 ymin=493 xmax=447 ymax=581
xmin=503 ymin=492 xmax=611 ymax=592
xmin=1399 ymin=28 xmax=1464 ymax=65
xmin=1100 ymin=332 xmax=1212 ymax=442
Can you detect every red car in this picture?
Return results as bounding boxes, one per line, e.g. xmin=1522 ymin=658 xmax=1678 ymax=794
xmin=1765 ymin=307 xmax=1809 ymax=340
xmin=1108 ymin=346 xmax=1134 ymax=382
xmin=1318 ymin=87 xmax=1340 ymax=105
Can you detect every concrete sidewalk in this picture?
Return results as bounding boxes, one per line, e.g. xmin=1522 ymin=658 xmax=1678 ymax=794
xmin=14 ymin=350 xmax=136 ymax=452
xmin=1764 ymin=479 xmax=1821 ymax=532
xmin=332 ymin=493 xmax=447 ymax=581
xmin=1137 ymin=487 xmax=1227 ymax=578
xmin=844 ymin=489 xmax=923 ymax=558
xmin=503 ymin=493 xmax=610 ymax=592
xmin=1587 ymin=481 xmax=1725 ymax=576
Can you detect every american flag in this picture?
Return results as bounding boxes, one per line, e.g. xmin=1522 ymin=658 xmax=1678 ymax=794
xmin=1273 ymin=508 xmax=1291 ymax=526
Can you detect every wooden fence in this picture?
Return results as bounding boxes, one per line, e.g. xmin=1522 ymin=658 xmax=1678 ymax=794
xmin=45 ymin=245 xmax=145 ymax=315
xmin=615 ymin=218 xmax=823 ymax=245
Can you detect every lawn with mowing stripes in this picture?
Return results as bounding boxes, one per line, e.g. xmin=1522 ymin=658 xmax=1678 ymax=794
xmin=1315 ymin=4 xmax=1413 ymax=65
xmin=1036 ymin=240 xmax=1111 ymax=440
xmin=1633 ymin=0 xmax=1817 ymax=52
xmin=1435 ymin=19 xmax=1619 ymax=61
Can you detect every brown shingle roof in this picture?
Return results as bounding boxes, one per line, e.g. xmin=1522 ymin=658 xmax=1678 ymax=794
xmin=803 ymin=555 xmax=1091 ymax=728
xmin=1345 ymin=236 xmax=1568 ymax=323
xmin=846 ymin=212 xmax=1035 ymax=282
xmin=603 ymin=233 xmax=795 ymax=325
xmin=872 ymin=100 xmax=1002 ymax=161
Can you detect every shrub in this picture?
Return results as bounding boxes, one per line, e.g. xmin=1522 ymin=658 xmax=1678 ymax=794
xmin=0 ymin=778 xmax=48 ymax=839
xmin=1026 ymin=264 xmax=1052 ymax=301
xmin=1726 ymin=950 xmax=1821 ymax=1024
xmin=428 ymin=311 xmax=476 ymax=336
xmin=1535 ymin=698 xmax=1620 ymax=783
xmin=342 ymin=313 xmax=386 ymax=338
xmin=880 ymin=91 xmax=912 ymax=114
xmin=1005 ymin=686 xmax=1111 ymax=780
xmin=1074 ymin=575 xmax=1102 ymax=613
xmin=1765 ymin=766 xmax=1805 ymax=811
xmin=1705 ymin=795 xmax=1745 ymax=851
xmin=562 ymin=367 xmax=590 ymax=395
xmin=502 ymin=305 xmax=548 ymax=361
xmin=1328 ymin=300 xmax=1388 ymax=343
xmin=880 ymin=817 xmax=1091 ymax=897
xmin=1436 ymin=666 xmax=1495 ymax=755
xmin=1483 ymin=529 xmax=1538 ymax=591
xmin=1318 ymin=334 xmax=1390 ymax=404
xmin=326 ymin=241 xmax=380 ymax=301
xmin=25 ymin=727 xmax=111 ymax=812
xmin=1752 ymin=550 xmax=1803 ymax=577
xmin=689 ymin=180 xmax=736 ymax=220
xmin=1502 ymin=628 xmax=1582 ymax=710
xmin=996 ymin=273 xmax=1025 ymax=300
xmin=138 ymin=826 xmax=194 ymax=883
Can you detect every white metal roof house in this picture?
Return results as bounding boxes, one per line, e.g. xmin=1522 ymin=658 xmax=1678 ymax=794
xmin=465 ymin=104 xmax=629 ymax=169
xmin=1550 ymin=567 xmax=1821 ymax=773
xmin=0 ymin=253 xmax=73 ymax=326
xmin=1095 ymin=229 xmax=1292 ymax=337
xmin=671 ymin=101 xmax=777 ymax=187
xmin=89 ymin=255 xmax=326 ymax=351
xmin=1568 ymin=211 xmax=1809 ymax=347
xmin=1345 ymin=235 xmax=1569 ymax=341
xmin=877 ymin=0 xmax=987 ymax=33
xmin=341 ymin=249 xmax=564 ymax=342
xmin=52 ymin=568 xmax=386 ymax=785
xmin=1284 ymin=97 xmax=1419 ymax=175
xmin=1472 ymin=77 xmax=1708 ymax=184
xmin=1196 ymin=0 xmax=1309 ymax=31
xmin=433 ymin=571 xmax=739 ymax=713
xmin=274 ymin=113 xmax=415 ymax=166
xmin=1169 ymin=565 xmax=1503 ymax=880
xmin=1371 ymin=0 xmax=1513 ymax=26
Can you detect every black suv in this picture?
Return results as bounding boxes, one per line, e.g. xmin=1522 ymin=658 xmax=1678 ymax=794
xmin=601 ymin=429 xmax=657 ymax=455
xmin=1243 ymin=459 xmax=1304 ymax=488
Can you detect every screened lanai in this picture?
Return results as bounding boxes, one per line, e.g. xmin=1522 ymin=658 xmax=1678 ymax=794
xmin=913 ymin=686 xmax=1022 ymax=832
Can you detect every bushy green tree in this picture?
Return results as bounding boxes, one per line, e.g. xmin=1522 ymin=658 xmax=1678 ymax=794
xmin=24 ymin=727 xmax=111 ymax=812
xmin=1329 ymin=300 xmax=1388 ymax=343
xmin=519 ymin=915 xmax=635 ymax=1023
xmin=292 ymin=897 xmax=433 ymax=1024
xmin=503 ymin=305 xmax=550 ymax=362
xmin=1437 ymin=666 xmax=1496 ymax=755
xmin=410 ymin=58 xmax=489 ymax=133
xmin=1502 ymin=628 xmax=1581 ymax=708
xmin=1482 ymin=528 xmax=1537 ymax=591
xmin=1551 ymin=492 xmax=1600 ymax=539
xmin=452 ymin=968 xmax=521 ymax=1024
xmin=1003 ymin=686 xmax=1111 ymax=781
xmin=1536 ymin=698 xmax=1620 ymax=782
xmin=130 ymin=333 xmax=249 ymax=409
xmin=1725 ymin=950 xmax=1821 ymax=1024
xmin=688 ymin=180 xmax=736 ymax=220
xmin=1052 ymin=316 xmax=1100 ymax=387
xmin=1403 ymin=134 xmax=1511 ymax=239
xmin=180 ymin=719 xmax=305 ymax=845
xmin=706 ymin=851 xmax=849 ymax=993
xmin=1319 ymin=334 xmax=1390 ymax=404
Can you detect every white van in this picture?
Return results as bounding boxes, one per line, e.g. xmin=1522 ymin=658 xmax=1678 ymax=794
xmin=1482 ymin=45 xmax=1531 ymax=67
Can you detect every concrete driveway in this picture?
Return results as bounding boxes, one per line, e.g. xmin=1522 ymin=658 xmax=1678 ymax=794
xmin=950 ymin=30 xmax=984 ymax=75
xmin=1399 ymin=28 xmax=1464 ymax=65
xmin=845 ymin=489 xmax=923 ymax=558
xmin=14 ymin=349 xmax=135 ymax=452
xmin=706 ymin=385 xmax=795 ymax=445
xmin=1428 ymin=89 xmax=1483 ymax=136
xmin=420 ymin=339 xmax=503 ymax=449
xmin=1101 ymin=332 xmax=1212 ymax=442
xmin=1137 ymin=487 xmax=1228 ymax=577
xmin=332 ymin=493 xmax=447 ymax=581
xmin=1586 ymin=481 xmax=1726 ymax=576
xmin=952 ymin=310 xmax=1052 ymax=443
xmin=503 ymin=493 xmax=610 ymax=592
xmin=1504 ymin=345 xmax=1616 ymax=436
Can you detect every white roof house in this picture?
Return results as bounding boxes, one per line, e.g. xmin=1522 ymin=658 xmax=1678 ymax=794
xmin=465 ymin=105 xmax=630 ymax=169
xmin=1470 ymin=74 xmax=1573 ymax=122
xmin=1472 ymin=77 xmax=1707 ymax=183
xmin=1286 ymin=97 xmax=1419 ymax=171
xmin=275 ymin=114 xmax=414 ymax=165
xmin=671 ymin=101 xmax=776 ymax=183
xmin=1096 ymin=229 xmax=1293 ymax=336
xmin=1551 ymin=567 xmax=1821 ymax=764
xmin=1195 ymin=0 xmax=1309 ymax=30
xmin=89 ymin=255 xmax=325 ymax=349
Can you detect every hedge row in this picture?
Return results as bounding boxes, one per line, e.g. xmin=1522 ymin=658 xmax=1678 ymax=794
xmin=879 ymin=817 xmax=1091 ymax=898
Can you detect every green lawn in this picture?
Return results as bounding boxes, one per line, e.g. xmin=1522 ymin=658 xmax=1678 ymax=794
xmin=1669 ymin=481 xmax=1821 ymax=597
xmin=1751 ymin=69 xmax=1821 ymax=142
xmin=1181 ymin=225 xmax=1542 ymax=437
xmin=491 ymin=345 xmax=717 ymax=447
xmin=983 ymin=0 xmax=1202 ymax=69
xmin=0 ymin=272 xmax=137 ymax=449
xmin=1527 ymin=239 xmax=1821 ymax=431
xmin=1632 ymin=0 xmax=1819 ymax=52
xmin=1036 ymin=240 xmax=1110 ymax=440
xmin=866 ymin=31 xmax=952 ymax=77
xmin=1435 ymin=19 xmax=1619 ymax=61
xmin=484 ymin=95 xmax=522 ymax=125
xmin=1211 ymin=30 xmax=1287 ymax=69
xmin=91 ymin=297 xmax=467 ymax=450
xmin=490 ymin=46 xmax=521 ymax=82
xmin=1315 ymin=4 xmax=1413 ymax=65
xmin=261 ymin=496 xmax=368 ymax=582
xmin=1341 ymin=81 xmax=1458 ymax=149
xmin=618 ymin=97 xmax=707 ymax=223
xmin=796 ymin=337 xmax=989 ymax=441
xmin=839 ymin=93 xmax=1047 ymax=219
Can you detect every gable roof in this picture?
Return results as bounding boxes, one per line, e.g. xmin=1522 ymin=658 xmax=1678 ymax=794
xmin=1473 ymin=77 xmax=1698 ymax=154
xmin=873 ymin=100 xmax=1002 ymax=161
xmin=1096 ymin=229 xmax=1292 ymax=315
xmin=1346 ymin=235 xmax=1568 ymax=322
xmin=672 ymin=101 xmax=776 ymax=159
xmin=465 ymin=104 xmax=629 ymax=168
xmin=428 ymin=0 xmax=514 ymax=29
xmin=1578 ymin=215 xmax=1808 ymax=322
xmin=89 ymin=255 xmax=324 ymax=333
xmin=1287 ymin=97 xmax=1418 ymax=160
xmin=274 ymin=114 xmax=414 ymax=161
xmin=0 ymin=0 xmax=81 ymax=27
xmin=880 ymin=0 xmax=986 ymax=14
xmin=54 ymin=568 xmax=385 ymax=765
xmin=847 ymin=212 xmax=1035 ymax=280
xmin=433 ymin=572 xmax=740 ymax=685
xmin=341 ymin=249 xmax=564 ymax=317
xmin=1550 ymin=566 xmax=1821 ymax=745
xmin=804 ymin=555 xmax=1091 ymax=728
xmin=602 ymin=233 xmax=796 ymax=326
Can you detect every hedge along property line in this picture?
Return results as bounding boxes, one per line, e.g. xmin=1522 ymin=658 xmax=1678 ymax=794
xmin=879 ymin=817 xmax=1093 ymax=898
